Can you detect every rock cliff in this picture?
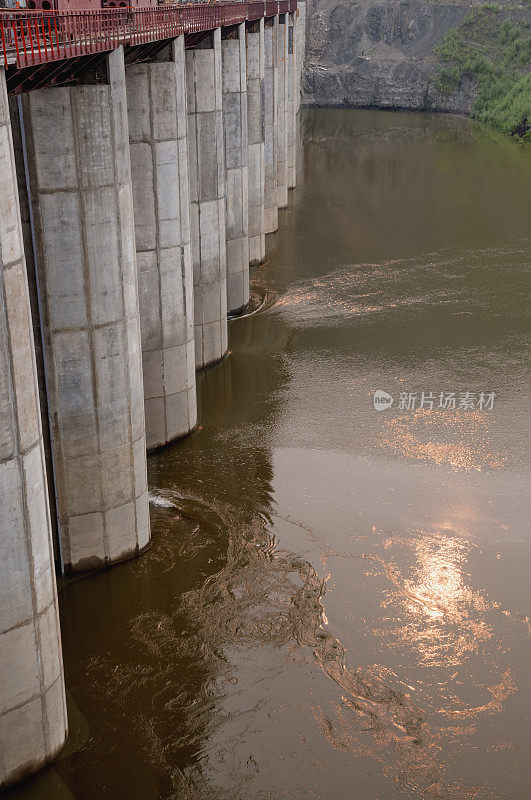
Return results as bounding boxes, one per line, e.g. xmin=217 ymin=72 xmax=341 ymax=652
xmin=302 ymin=0 xmax=527 ymax=114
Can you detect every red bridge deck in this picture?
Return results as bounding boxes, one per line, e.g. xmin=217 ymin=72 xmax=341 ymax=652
xmin=1 ymin=2 xmax=296 ymax=70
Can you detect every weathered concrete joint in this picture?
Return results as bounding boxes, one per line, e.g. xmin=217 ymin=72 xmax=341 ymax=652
xmin=20 ymin=47 xmax=151 ymax=572
xmin=126 ymin=37 xmax=197 ymax=451
xmin=264 ymin=16 xmax=279 ymax=234
xmin=186 ymin=29 xmax=228 ymax=368
xmin=0 ymin=66 xmax=67 ymax=787
xmin=222 ymin=23 xmax=249 ymax=314
xmin=276 ymin=14 xmax=288 ymax=209
xmin=246 ymin=19 xmax=266 ymax=266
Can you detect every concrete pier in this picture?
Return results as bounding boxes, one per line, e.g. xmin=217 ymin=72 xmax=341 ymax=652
xmin=20 ymin=47 xmax=150 ymax=571
xmin=276 ymin=15 xmax=288 ymax=209
xmin=222 ymin=24 xmax=249 ymax=314
xmin=9 ymin=95 xmax=60 ymax=564
xmin=126 ymin=38 xmax=197 ymax=450
xmin=264 ymin=16 xmax=279 ymax=234
xmin=296 ymin=2 xmax=306 ymax=114
xmin=246 ymin=19 xmax=266 ymax=266
xmin=186 ymin=30 xmax=228 ymax=368
xmin=287 ymin=12 xmax=297 ymax=189
xmin=0 ymin=68 xmax=67 ymax=786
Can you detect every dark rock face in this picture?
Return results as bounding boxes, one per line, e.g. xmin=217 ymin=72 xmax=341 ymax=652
xmin=303 ymin=0 xmax=475 ymax=113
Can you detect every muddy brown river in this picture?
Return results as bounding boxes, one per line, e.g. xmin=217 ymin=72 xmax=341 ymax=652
xmin=8 ymin=109 xmax=530 ymax=800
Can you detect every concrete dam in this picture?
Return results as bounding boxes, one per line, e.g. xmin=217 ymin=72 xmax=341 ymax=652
xmin=0 ymin=2 xmax=306 ymax=787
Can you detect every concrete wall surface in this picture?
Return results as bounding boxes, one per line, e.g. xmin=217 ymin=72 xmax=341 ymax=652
xmin=296 ymin=2 xmax=307 ymax=114
xmin=246 ymin=19 xmax=266 ymax=266
xmin=222 ymin=24 xmax=250 ymax=315
xmin=0 ymin=67 xmax=67 ymax=788
xmin=127 ymin=37 xmax=197 ymax=450
xmin=8 ymin=94 xmax=61 ymax=563
xmin=20 ymin=47 xmax=150 ymax=572
xmin=264 ymin=16 xmax=279 ymax=235
xmin=276 ymin=15 xmax=289 ymax=209
xmin=186 ymin=30 xmax=228 ymax=368
xmin=287 ymin=12 xmax=297 ymax=189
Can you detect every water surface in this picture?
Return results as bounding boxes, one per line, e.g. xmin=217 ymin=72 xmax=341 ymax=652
xmin=10 ymin=110 xmax=530 ymax=800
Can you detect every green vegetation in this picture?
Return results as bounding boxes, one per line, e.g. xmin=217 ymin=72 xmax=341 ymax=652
xmin=434 ymin=5 xmax=531 ymax=142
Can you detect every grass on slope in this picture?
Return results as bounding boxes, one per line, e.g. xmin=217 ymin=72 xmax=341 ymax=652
xmin=434 ymin=5 xmax=531 ymax=141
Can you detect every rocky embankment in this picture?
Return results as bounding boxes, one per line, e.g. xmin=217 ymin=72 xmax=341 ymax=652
xmin=302 ymin=0 xmax=529 ymax=115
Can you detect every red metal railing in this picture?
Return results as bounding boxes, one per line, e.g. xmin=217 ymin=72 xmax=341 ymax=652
xmin=0 ymin=2 xmax=297 ymax=69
